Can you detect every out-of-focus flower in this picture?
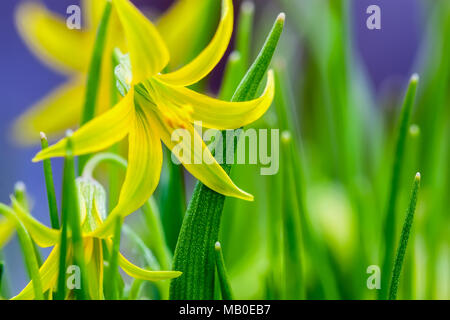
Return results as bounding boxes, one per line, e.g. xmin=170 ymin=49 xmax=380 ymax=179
xmin=14 ymin=0 xmax=217 ymax=144
xmin=33 ymin=0 xmax=275 ymax=238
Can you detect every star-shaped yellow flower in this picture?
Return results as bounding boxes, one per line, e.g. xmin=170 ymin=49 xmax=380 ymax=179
xmin=33 ymin=0 xmax=275 ymax=239
xmin=8 ymin=179 xmax=180 ymax=300
xmin=14 ymin=0 xmax=219 ymax=144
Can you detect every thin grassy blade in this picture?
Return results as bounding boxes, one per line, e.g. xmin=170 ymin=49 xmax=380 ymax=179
xmin=236 ymin=1 xmax=255 ymax=73
xmin=381 ymin=74 xmax=419 ymax=299
xmin=104 ymin=216 xmax=122 ymax=300
xmin=159 ymin=147 xmax=186 ymax=253
xmin=214 ymin=242 xmax=233 ymax=300
xmin=40 ymin=132 xmax=60 ymax=229
xmin=79 ymin=0 xmax=112 ymax=172
xmin=389 ymin=173 xmax=421 ymax=300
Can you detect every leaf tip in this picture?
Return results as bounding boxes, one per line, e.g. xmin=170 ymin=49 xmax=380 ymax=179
xmin=215 ymin=241 xmax=221 ymax=251
xmin=415 ymin=172 xmax=421 ymax=181
xmin=410 ymin=73 xmax=419 ymax=84
xmin=277 ymin=12 xmax=286 ymax=23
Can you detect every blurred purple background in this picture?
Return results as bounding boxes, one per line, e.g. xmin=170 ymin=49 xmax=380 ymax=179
xmin=0 ymin=0 xmax=422 ymax=291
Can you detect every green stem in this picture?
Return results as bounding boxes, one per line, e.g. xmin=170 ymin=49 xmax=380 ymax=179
xmin=236 ymin=1 xmax=255 ymax=74
xmin=61 ymin=132 xmax=89 ymax=300
xmin=105 ymin=216 xmax=123 ymax=300
xmin=141 ymin=198 xmax=172 ymax=271
xmin=40 ymin=132 xmax=60 ymax=229
xmin=280 ymin=132 xmax=304 ymax=299
xmin=381 ymin=74 xmax=419 ymax=299
xmin=170 ymin=13 xmax=285 ymax=300
xmin=78 ymin=0 xmax=112 ymax=172
xmin=388 ymin=173 xmax=421 ymax=300
xmin=214 ymin=242 xmax=233 ymax=300
xmin=159 ymin=147 xmax=186 ymax=253
xmin=0 ymin=204 xmax=43 ymax=300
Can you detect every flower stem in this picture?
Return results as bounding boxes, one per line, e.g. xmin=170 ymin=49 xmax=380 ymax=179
xmin=389 ymin=173 xmax=421 ymax=300
xmin=214 ymin=241 xmax=233 ymax=300
xmin=381 ymin=74 xmax=419 ymax=299
xmin=40 ymin=132 xmax=60 ymax=229
xmin=78 ymin=0 xmax=112 ymax=172
xmin=170 ymin=13 xmax=284 ymax=300
xmin=105 ymin=216 xmax=123 ymax=300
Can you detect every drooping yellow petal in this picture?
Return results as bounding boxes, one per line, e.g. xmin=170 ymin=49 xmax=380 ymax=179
xmin=33 ymin=90 xmax=135 ymax=162
xmin=156 ymin=0 xmax=233 ymax=87
xmin=85 ymin=238 xmax=104 ymax=300
xmin=11 ymin=197 xmax=60 ymax=248
xmin=118 ymin=252 xmax=181 ymax=281
xmin=12 ymin=245 xmax=60 ymax=300
xmin=147 ymin=106 xmax=253 ymax=201
xmin=112 ymin=0 xmax=169 ymax=83
xmin=13 ymin=78 xmax=85 ymax=145
xmin=89 ymin=105 xmax=162 ymax=238
xmin=15 ymin=2 xmax=91 ymax=73
xmin=157 ymin=0 xmax=218 ymax=69
xmin=0 ymin=218 xmax=15 ymax=248
xmin=163 ymin=70 xmax=275 ymax=129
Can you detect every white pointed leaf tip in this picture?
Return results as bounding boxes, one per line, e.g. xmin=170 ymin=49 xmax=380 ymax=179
xmin=281 ymin=130 xmax=291 ymax=143
xmin=229 ymin=51 xmax=241 ymax=62
xmin=415 ymin=172 xmax=421 ymax=180
xmin=241 ymin=1 xmax=255 ymax=14
xmin=65 ymin=129 xmax=74 ymax=138
xmin=410 ymin=73 xmax=419 ymax=83
xmin=39 ymin=131 xmax=47 ymax=140
xmin=14 ymin=181 xmax=26 ymax=193
xmin=214 ymin=241 xmax=221 ymax=250
xmin=277 ymin=12 xmax=286 ymax=22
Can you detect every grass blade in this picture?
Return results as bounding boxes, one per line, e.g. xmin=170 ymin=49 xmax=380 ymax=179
xmin=40 ymin=132 xmax=60 ymax=229
xmin=78 ymin=0 xmax=112 ymax=172
xmin=104 ymin=216 xmax=123 ymax=300
xmin=381 ymin=74 xmax=419 ymax=299
xmin=389 ymin=173 xmax=421 ymax=300
xmin=214 ymin=242 xmax=233 ymax=300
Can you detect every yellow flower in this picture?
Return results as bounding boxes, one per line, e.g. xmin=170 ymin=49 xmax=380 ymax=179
xmin=8 ymin=178 xmax=180 ymax=300
xmin=33 ymin=0 xmax=275 ymax=239
xmin=14 ymin=0 xmax=218 ymax=144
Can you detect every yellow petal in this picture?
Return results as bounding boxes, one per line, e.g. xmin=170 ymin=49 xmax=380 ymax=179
xmin=15 ymin=2 xmax=91 ymax=73
xmin=13 ymin=78 xmax=85 ymax=145
xmin=119 ymin=252 xmax=181 ymax=281
xmin=164 ymin=70 xmax=275 ymax=129
xmin=0 ymin=218 xmax=15 ymax=248
xmin=33 ymin=90 xmax=135 ymax=162
xmin=82 ymin=0 xmax=107 ymax=29
xmin=148 ymin=107 xmax=253 ymax=201
xmin=112 ymin=0 xmax=169 ymax=83
xmin=11 ymin=197 xmax=60 ymax=248
xmin=157 ymin=0 xmax=218 ymax=69
xmin=12 ymin=245 xmax=60 ymax=300
xmin=89 ymin=105 xmax=163 ymax=238
xmin=156 ymin=0 xmax=233 ymax=87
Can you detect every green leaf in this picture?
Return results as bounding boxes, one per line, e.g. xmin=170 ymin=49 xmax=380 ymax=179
xmin=388 ymin=173 xmax=421 ymax=300
xmin=169 ymin=13 xmax=284 ymax=300
xmin=214 ymin=242 xmax=233 ymax=300
xmin=40 ymin=132 xmax=60 ymax=229
xmin=380 ymin=74 xmax=419 ymax=299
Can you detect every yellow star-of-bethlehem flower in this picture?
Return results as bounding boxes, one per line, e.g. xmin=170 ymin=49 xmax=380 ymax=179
xmin=14 ymin=0 xmax=218 ymax=144
xmin=33 ymin=0 xmax=275 ymax=239
xmin=7 ymin=178 xmax=180 ymax=300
